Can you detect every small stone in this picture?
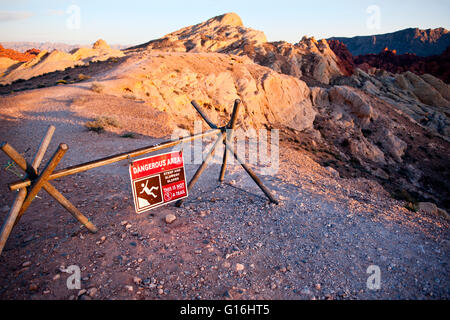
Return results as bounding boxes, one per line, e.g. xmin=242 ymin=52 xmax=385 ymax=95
xmin=22 ymin=261 xmax=31 ymax=267
xmin=315 ymin=283 xmax=321 ymax=290
xmin=301 ymin=287 xmax=312 ymax=295
xmin=77 ymin=289 xmax=87 ymax=296
xmin=100 ymin=236 xmax=106 ymax=242
xmin=53 ymin=274 xmax=61 ymax=281
xmin=223 ymin=261 xmax=231 ymax=268
xmin=29 ymin=283 xmax=38 ymax=292
xmin=126 ymin=224 xmax=132 ymax=229
xmin=133 ymin=277 xmax=142 ymax=285
xmin=125 ymin=285 xmax=134 ymax=292
xmin=120 ymin=221 xmax=128 ymax=226
xmin=88 ymin=287 xmax=98 ymax=297
xmin=158 ymin=288 xmax=164 ymax=295
xmin=23 ymin=235 xmax=34 ymax=243
xmin=235 ymin=263 xmax=245 ymax=271
xmin=165 ymin=214 xmax=177 ymax=224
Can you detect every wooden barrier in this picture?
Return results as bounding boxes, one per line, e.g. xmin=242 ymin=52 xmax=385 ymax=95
xmin=0 ymin=100 xmax=278 ymax=256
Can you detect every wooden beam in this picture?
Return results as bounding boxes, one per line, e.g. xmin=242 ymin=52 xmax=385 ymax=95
xmin=32 ymin=125 xmax=55 ymax=171
xmin=176 ymin=132 xmax=225 ymax=207
xmin=219 ymin=99 xmax=241 ymax=182
xmin=8 ymin=128 xmax=222 ymax=191
xmin=0 ymin=188 xmax=27 ymax=256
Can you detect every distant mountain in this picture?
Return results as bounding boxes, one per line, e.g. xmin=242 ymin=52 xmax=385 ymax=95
xmin=0 ymin=42 xmax=129 ymax=53
xmin=329 ymin=28 xmax=450 ymax=57
xmin=328 ymin=39 xmax=450 ymax=84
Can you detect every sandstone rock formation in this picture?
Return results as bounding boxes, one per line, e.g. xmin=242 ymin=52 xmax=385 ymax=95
xmin=131 ymin=13 xmax=267 ymax=54
xmin=94 ymin=52 xmax=316 ymax=132
xmin=128 ymin=13 xmax=345 ymax=85
xmin=333 ymin=68 xmax=450 ymax=138
xmin=246 ymin=37 xmax=345 ymax=85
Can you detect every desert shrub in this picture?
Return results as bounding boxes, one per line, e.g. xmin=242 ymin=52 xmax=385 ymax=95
xmin=91 ymin=82 xmax=104 ymax=93
xmin=85 ymin=116 xmax=120 ymax=133
xmin=123 ymin=93 xmax=137 ymax=100
xmin=391 ymin=189 xmax=419 ymax=212
xmin=121 ymin=132 xmax=137 ymax=139
xmin=404 ymin=202 xmax=419 ymax=212
xmin=56 ymin=79 xmax=68 ymax=85
xmin=78 ymin=73 xmax=91 ymax=81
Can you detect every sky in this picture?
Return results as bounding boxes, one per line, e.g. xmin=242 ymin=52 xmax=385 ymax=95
xmin=0 ymin=0 xmax=449 ymax=46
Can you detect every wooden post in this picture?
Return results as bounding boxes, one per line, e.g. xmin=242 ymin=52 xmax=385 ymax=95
xmin=0 ymin=188 xmax=27 ymax=256
xmin=11 ymin=125 xmax=55 ymax=226
xmin=43 ymin=183 xmax=97 ymax=233
xmin=191 ymin=100 xmax=218 ymax=129
xmin=176 ymin=132 xmax=225 ymax=207
xmin=225 ymin=143 xmax=279 ymax=204
xmin=219 ymin=99 xmax=241 ymax=182
xmin=32 ymin=125 xmax=55 ymax=171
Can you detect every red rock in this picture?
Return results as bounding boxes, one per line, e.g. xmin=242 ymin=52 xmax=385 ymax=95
xmin=328 ymin=39 xmax=450 ymax=84
xmin=0 ymin=44 xmax=40 ymax=62
xmin=327 ymin=40 xmax=355 ymax=76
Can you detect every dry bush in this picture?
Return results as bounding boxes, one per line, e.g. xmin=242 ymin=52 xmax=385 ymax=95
xmin=85 ymin=116 xmax=120 ymax=133
xmin=122 ymin=93 xmax=137 ymax=100
xmin=91 ymin=82 xmax=104 ymax=93
xmin=121 ymin=132 xmax=137 ymax=139
xmin=78 ymin=73 xmax=91 ymax=81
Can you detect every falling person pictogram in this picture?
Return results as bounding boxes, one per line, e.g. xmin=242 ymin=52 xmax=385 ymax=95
xmin=140 ymin=179 xmax=159 ymax=198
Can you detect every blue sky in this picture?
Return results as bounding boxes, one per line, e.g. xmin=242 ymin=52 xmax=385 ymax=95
xmin=0 ymin=0 xmax=449 ymax=45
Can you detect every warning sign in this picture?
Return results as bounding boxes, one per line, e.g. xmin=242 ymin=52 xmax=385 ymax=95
xmin=129 ymin=151 xmax=188 ymax=214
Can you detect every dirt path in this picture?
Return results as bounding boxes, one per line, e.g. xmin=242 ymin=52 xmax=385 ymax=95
xmin=0 ymin=89 xmax=448 ymax=300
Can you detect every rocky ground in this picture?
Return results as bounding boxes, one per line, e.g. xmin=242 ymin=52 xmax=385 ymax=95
xmin=0 ymin=103 xmax=448 ymax=300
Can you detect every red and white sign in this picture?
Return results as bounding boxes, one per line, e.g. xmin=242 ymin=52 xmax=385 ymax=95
xmin=129 ymin=151 xmax=188 ymax=214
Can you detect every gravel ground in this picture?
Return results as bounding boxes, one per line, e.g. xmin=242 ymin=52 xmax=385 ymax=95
xmin=0 ymin=113 xmax=448 ymax=300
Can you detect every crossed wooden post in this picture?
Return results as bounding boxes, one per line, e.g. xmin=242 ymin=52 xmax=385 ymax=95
xmin=0 ymin=126 xmax=97 ymax=256
xmin=176 ymin=99 xmax=278 ymax=207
